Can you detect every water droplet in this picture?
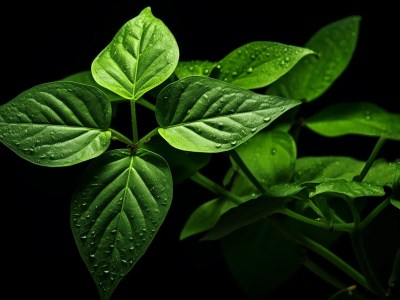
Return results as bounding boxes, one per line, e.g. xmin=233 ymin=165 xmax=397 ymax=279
xmin=232 ymin=71 xmax=237 ymax=76
xmin=203 ymin=69 xmax=209 ymax=74
xmin=89 ymin=254 xmax=95 ymax=258
xmin=215 ymin=143 xmax=222 ymax=148
xmin=246 ymin=67 xmax=253 ymax=73
xmin=230 ymin=141 xmax=237 ymax=146
xmin=365 ymin=110 xmax=372 ymax=120
xmin=250 ymin=128 xmax=257 ymax=133
xmin=263 ymin=116 xmax=271 ymax=122
xmin=271 ymin=148 xmax=277 ymax=155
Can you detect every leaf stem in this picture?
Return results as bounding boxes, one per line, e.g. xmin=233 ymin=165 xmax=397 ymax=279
xmin=354 ymin=136 xmax=386 ymax=182
xmin=359 ymin=197 xmax=390 ymax=230
xmin=109 ymin=128 xmax=134 ymax=145
xmin=137 ymin=97 xmax=156 ymax=111
xmin=300 ymin=250 xmax=347 ymax=290
xmin=270 ymin=217 xmax=369 ymax=291
xmin=348 ymin=200 xmax=386 ymax=297
xmin=137 ymin=128 xmax=160 ymax=147
xmin=282 ymin=208 xmax=354 ymax=232
xmin=230 ymin=150 xmax=266 ymax=194
xmin=130 ymin=100 xmax=139 ymax=143
xmin=191 ymin=172 xmax=243 ymax=205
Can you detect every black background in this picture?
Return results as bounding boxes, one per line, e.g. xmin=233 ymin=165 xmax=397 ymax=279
xmin=1 ymin=1 xmax=398 ymax=299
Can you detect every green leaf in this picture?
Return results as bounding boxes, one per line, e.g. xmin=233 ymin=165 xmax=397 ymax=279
xmin=309 ymin=179 xmax=385 ymax=199
xmin=234 ymin=129 xmax=297 ymax=188
xmin=305 ymin=102 xmax=400 ymax=140
xmin=202 ymin=196 xmax=286 ymax=240
xmin=267 ymin=16 xmax=361 ymax=102
xmin=142 ymin=134 xmax=211 ymax=184
xmin=179 ymin=198 xmax=236 ymax=240
xmin=70 ymin=148 xmax=173 ymax=300
xmin=391 ymin=199 xmax=400 ymax=210
xmin=174 ymin=60 xmax=216 ymax=79
xmin=364 ymin=159 xmax=400 ymax=188
xmin=91 ymin=7 xmax=179 ymax=100
xmin=294 ymin=156 xmax=364 ymax=183
xmin=156 ymin=76 xmax=301 ymax=153
xmin=214 ymin=41 xmax=315 ymax=89
xmin=62 ymin=70 xmax=122 ymax=102
xmin=0 ymin=81 xmax=112 ymax=167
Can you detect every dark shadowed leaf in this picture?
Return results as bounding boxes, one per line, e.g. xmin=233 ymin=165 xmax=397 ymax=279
xmin=267 ymin=16 xmax=361 ymax=102
xmin=305 ymin=102 xmax=400 ymax=140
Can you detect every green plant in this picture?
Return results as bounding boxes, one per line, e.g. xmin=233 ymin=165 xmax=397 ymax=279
xmin=2 ymin=6 xmax=399 ymax=300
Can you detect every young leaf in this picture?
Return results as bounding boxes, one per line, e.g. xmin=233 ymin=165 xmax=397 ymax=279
xmin=201 ymin=196 xmax=286 ymax=240
xmin=174 ymin=60 xmax=216 ymax=79
xmin=309 ymin=179 xmax=385 ymax=199
xmin=156 ymin=76 xmax=301 ymax=153
xmin=0 ymin=81 xmax=112 ymax=167
xmin=70 ymin=148 xmax=173 ymax=300
xmin=214 ymin=41 xmax=315 ymax=89
xmin=179 ymin=198 xmax=236 ymax=240
xmin=234 ymin=129 xmax=297 ymax=188
xmin=294 ymin=156 xmax=365 ymax=183
xmin=267 ymin=16 xmax=361 ymax=102
xmin=62 ymin=70 xmax=122 ymax=102
xmin=305 ymin=102 xmax=400 ymax=140
xmin=91 ymin=7 xmax=179 ymax=100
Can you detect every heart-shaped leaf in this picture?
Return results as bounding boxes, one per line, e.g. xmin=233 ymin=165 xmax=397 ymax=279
xmin=70 ymin=148 xmax=173 ymax=300
xmin=156 ymin=76 xmax=301 ymax=152
xmin=92 ymin=7 xmax=179 ymax=100
xmin=0 ymin=81 xmax=111 ymax=167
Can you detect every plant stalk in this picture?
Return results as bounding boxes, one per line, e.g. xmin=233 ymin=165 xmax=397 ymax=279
xmin=282 ymin=208 xmax=354 ymax=232
xmin=130 ymin=100 xmax=139 ymax=143
xmin=354 ymin=136 xmax=386 ymax=182
xmin=348 ymin=200 xmax=386 ymax=297
xmin=191 ymin=172 xmax=243 ymax=205
xmin=270 ymin=217 xmax=369 ymax=291
xmin=109 ymin=128 xmax=134 ymax=145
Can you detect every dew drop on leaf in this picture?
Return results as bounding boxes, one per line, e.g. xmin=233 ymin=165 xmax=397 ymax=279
xmin=263 ymin=117 xmax=271 ymax=122
xmin=271 ymin=148 xmax=277 ymax=155
xmin=215 ymin=143 xmax=222 ymax=148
